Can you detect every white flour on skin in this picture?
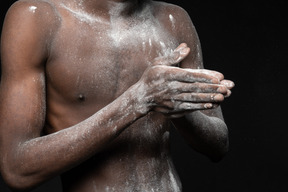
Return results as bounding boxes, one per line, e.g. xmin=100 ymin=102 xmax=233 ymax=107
xmin=168 ymin=168 xmax=181 ymax=192
xmin=60 ymin=3 xmax=106 ymax=24
xmin=109 ymin=18 xmax=158 ymax=48
xmin=162 ymin=131 xmax=170 ymax=143
xmin=29 ymin=6 xmax=37 ymax=13
xmin=169 ymin=14 xmax=175 ymax=30
xmin=159 ymin=41 xmax=174 ymax=57
xmin=184 ymin=68 xmax=223 ymax=82
xmin=149 ymin=38 xmax=153 ymax=47
xmin=105 ymin=186 xmax=116 ymax=192
xmin=50 ymin=2 xmax=183 ymax=190
xmin=108 ymin=4 xmax=177 ymax=57
xmin=166 ymin=159 xmax=181 ymax=192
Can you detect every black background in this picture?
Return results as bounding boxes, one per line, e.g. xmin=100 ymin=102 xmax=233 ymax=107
xmin=1 ymin=0 xmax=287 ymax=191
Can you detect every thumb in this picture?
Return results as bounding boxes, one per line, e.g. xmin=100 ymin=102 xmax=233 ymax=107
xmin=152 ymin=43 xmax=190 ymax=66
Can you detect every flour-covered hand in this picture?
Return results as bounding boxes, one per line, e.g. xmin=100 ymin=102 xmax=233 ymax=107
xmin=132 ymin=43 xmax=233 ymax=116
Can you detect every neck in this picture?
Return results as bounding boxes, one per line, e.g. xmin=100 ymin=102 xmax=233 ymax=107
xmin=73 ymin=0 xmax=148 ymax=18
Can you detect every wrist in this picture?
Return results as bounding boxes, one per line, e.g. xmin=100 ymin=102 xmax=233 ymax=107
xmin=125 ymin=82 xmax=153 ymax=116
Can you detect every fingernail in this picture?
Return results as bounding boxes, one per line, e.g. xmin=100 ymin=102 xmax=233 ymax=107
xmin=211 ymin=78 xmax=220 ymax=84
xmin=204 ymin=103 xmax=213 ymax=109
xmin=225 ymin=90 xmax=232 ymax=98
xmin=217 ymin=86 xmax=227 ymax=94
xmin=229 ymin=81 xmax=235 ymax=88
xmin=173 ymin=51 xmax=180 ymax=60
xmin=180 ymin=47 xmax=189 ymax=55
xmin=214 ymin=94 xmax=224 ymax=101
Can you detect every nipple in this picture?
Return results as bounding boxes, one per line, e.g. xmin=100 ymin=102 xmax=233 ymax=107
xmin=78 ymin=94 xmax=86 ymax=102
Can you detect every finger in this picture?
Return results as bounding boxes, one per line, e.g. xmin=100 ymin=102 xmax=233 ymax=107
xmin=153 ymin=48 xmax=189 ymax=66
xmin=162 ymin=67 xmax=220 ymax=84
xmin=185 ymin=69 xmax=224 ymax=81
xmin=174 ymin=43 xmax=188 ymax=52
xmin=215 ymin=84 xmax=229 ymax=95
xmin=220 ymin=79 xmax=235 ymax=89
xmin=167 ymin=82 xmax=228 ymax=94
xmin=164 ymin=103 xmax=220 ymax=118
xmin=153 ymin=44 xmax=190 ymax=66
xmin=178 ymin=102 xmax=216 ymax=110
xmin=224 ymin=89 xmax=232 ymax=98
xmin=172 ymin=93 xmax=225 ymax=103
xmin=154 ymin=102 xmax=216 ymax=113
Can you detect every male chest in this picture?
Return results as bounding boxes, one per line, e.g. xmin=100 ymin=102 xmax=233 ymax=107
xmin=46 ymin=14 xmax=179 ymax=103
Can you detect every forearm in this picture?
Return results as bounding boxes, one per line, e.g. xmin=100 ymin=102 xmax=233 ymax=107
xmin=2 ymin=86 xmax=145 ymax=191
xmin=172 ymin=110 xmax=229 ymax=161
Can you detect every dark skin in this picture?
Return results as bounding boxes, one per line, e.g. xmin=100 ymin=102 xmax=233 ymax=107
xmin=0 ymin=0 xmax=234 ymax=191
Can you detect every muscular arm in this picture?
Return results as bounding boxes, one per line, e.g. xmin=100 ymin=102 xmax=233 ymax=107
xmin=0 ymin=2 xmax=147 ymax=191
xmin=0 ymin=2 xmax=208 ymax=191
xmin=168 ymin=6 xmax=234 ymax=161
xmin=0 ymin=2 xmax=232 ymax=191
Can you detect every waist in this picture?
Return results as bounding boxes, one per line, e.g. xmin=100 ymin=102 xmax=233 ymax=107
xmin=61 ymin=153 xmax=182 ymax=192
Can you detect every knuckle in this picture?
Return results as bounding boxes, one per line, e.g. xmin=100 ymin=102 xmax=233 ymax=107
xmin=213 ymin=94 xmax=224 ymax=102
xmin=152 ymin=57 xmax=163 ymax=65
xmin=216 ymin=85 xmax=228 ymax=94
xmin=148 ymin=66 xmax=163 ymax=75
xmin=169 ymin=52 xmax=181 ymax=64
xmin=192 ymin=82 xmax=204 ymax=92
xmin=167 ymin=81 xmax=181 ymax=92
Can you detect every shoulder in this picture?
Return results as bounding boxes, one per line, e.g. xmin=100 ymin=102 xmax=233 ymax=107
xmin=2 ymin=0 xmax=61 ymax=58
xmin=1 ymin=0 xmax=62 ymax=71
xmin=6 ymin=0 xmax=58 ymax=18
xmin=3 ymin=0 xmax=61 ymax=37
xmin=151 ymin=1 xmax=202 ymax=68
xmin=152 ymin=1 xmax=195 ymax=37
xmin=7 ymin=0 xmax=60 ymax=15
xmin=151 ymin=1 xmax=197 ymax=43
xmin=152 ymin=1 xmax=191 ymax=22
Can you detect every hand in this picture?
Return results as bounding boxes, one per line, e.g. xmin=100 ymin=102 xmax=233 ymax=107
xmin=220 ymin=79 xmax=235 ymax=98
xmin=132 ymin=43 xmax=234 ymax=116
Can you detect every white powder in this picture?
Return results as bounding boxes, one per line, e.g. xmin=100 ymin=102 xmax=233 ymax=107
xmin=109 ymin=18 xmax=158 ymax=48
xmin=108 ymin=4 xmax=177 ymax=56
xmin=149 ymin=38 xmax=152 ymax=47
xmin=162 ymin=131 xmax=170 ymax=142
xmin=168 ymin=167 xmax=181 ymax=192
xmin=105 ymin=186 xmax=116 ymax=192
xmin=159 ymin=41 xmax=174 ymax=57
xmin=169 ymin=14 xmax=175 ymax=29
xmin=60 ymin=3 xmax=105 ymax=24
xmin=29 ymin=6 xmax=37 ymax=13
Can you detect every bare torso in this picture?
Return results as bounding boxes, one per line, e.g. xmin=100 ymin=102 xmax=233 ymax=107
xmin=45 ymin=1 xmax=182 ymax=191
xmin=0 ymin=0 xmax=234 ymax=190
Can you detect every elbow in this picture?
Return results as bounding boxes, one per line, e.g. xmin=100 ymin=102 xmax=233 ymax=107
xmin=1 ymin=166 xmax=39 ymax=192
xmin=209 ymin=155 xmax=226 ymax=163
xmin=209 ymin=143 xmax=229 ymax=163
xmin=209 ymin=133 xmax=229 ymax=163
xmin=202 ymin=116 xmax=229 ymax=162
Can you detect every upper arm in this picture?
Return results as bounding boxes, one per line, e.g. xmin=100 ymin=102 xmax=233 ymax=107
xmin=164 ymin=5 xmax=203 ymax=69
xmin=0 ymin=1 xmax=58 ymax=149
xmin=168 ymin=5 xmax=224 ymax=119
